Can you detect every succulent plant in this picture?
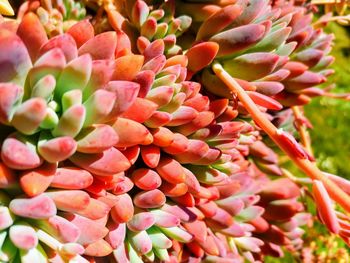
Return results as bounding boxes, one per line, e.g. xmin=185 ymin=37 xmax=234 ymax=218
xmin=1 ymin=0 xmax=350 ymax=262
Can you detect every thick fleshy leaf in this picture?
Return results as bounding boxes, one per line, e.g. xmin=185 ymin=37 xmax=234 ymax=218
xmin=0 ymin=83 xmax=23 ymax=124
xmin=197 ymin=4 xmax=243 ymax=41
xmin=174 ymin=140 xmax=210 ymax=164
xmin=247 ymin=91 xmax=283 ymax=110
xmin=83 ymin=89 xmax=116 ymax=126
xmin=145 ymin=111 xmax=172 ymax=128
xmin=160 ymin=182 xmax=188 ymax=197
xmin=162 ymin=133 xmax=189 ymax=155
xmin=55 ymin=54 xmax=92 ymax=99
xmin=146 ymin=86 xmax=174 ymax=107
xmin=284 ymin=71 xmax=325 ymax=91
xmin=75 ymin=198 xmax=110 ymax=220
xmin=112 ymin=118 xmax=153 ymax=147
xmin=253 ymin=81 xmax=285 ymax=96
xmin=17 ymin=13 xmax=48 ymax=61
xmin=150 ymin=209 xmax=180 ymax=228
xmin=263 ymin=199 xmax=303 ymax=221
xmin=67 ymin=20 xmax=94 ymax=48
xmin=84 ymin=60 xmax=116 ymax=97
xmin=31 ymin=74 xmax=56 ymax=100
xmin=51 ymin=167 xmax=93 ymax=189
xmin=156 ymin=157 xmax=186 ymax=184
xmin=62 ymin=212 xmax=109 ymax=245
xmin=39 ymin=34 xmax=77 ymax=62
xmin=20 ymin=162 xmax=56 ymax=197
xmin=222 ymin=53 xmax=280 ymax=81
xmin=132 ymin=169 xmax=162 ymax=190
xmin=78 ymin=32 xmax=117 ymax=60
xmin=0 ymin=206 xmax=14 ymax=230
xmin=46 ymin=190 xmax=89 ymax=212
xmin=113 ymin=54 xmax=144 ymax=81
xmin=84 ymin=239 xmax=113 ymax=257
xmin=70 ymin=147 xmax=130 ymax=176
xmin=159 ymin=226 xmax=192 ymax=243
xmin=151 ymin=127 xmax=174 ymax=147
xmin=210 ymin=24 xmax=266 ymax=57
xmin=133 ymin=189 xmax=166 ymax=208
xmin=147 ymin=227 xmax=172 ymax=249
xmin=11 ymin=97 xmax=46 ymax=135
xmin=0 ymin=30 xmax=32 ymax=86
xmin=140 ymin=145 xmax=160 ymax=168
xmin=110 ymin=194 xmax=134 ymax=223
xmin=121 ymin=98 xmax=158 ymax=123
xmin=127 ymin=212 xmax=155 ymax=232
xmin=105 ymin=81 xmax=140 ymax=118
xmin=143 ymin=39 xmax=164 ymax=62
xmin=312 ymin=180 xmax=340 ymax=234
xmin=38 ymin=135 xmax=77 ymax=163
xmin=186 ymin=42 xmax=219 ymax=76
xmin=0 ymin=162 xmax=16 ymax=189
xmin=183 ymin=220 xmax=207 ymax=243
xmin=9 ymin=194 xmax=56 ymax=219
xmin=259 ymin=178 xmax=300 ymax=203
xmin=167 ymin=106 xmax=198 ymax=126
xmin=76 ymin=125 xmax=119 ymax=153
xmin=128 ymin=230 xmax=152 ymax=255
xmin=142 ymin=55 xmax=166 ymax=74
xmin=52 ymin=104 xmax=85 ymax=138
xmin=106 ymin=222 xmax=126 ymax=249
xmin=134 ymin=70 xmax=155 ymax=98
xmin=282 ymin=61 xmax=308 ymax=78
xmin=9 ymin=224 xmax=38 ymax=250
xmin=1 ymin=136 xmax=42 ymax=170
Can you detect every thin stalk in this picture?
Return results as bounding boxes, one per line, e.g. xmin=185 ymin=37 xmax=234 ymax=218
xmin=291 ymin=106 xmax=313 ymax=156
xmin=213 ymin=63 xmax=350 ymax=213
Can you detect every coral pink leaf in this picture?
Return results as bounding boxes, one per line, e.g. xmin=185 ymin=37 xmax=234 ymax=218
xmin=222 ymin=52 xmax=280 ymax=81
xmin=1 ymin=136 xmax=42 ymax=170
xmin=78 ymin=32 xmax=117 ymax=60
xmin=105 ymin=81 xmax=140 ymax=118
xmin=121 ymin=98 xmax=158 ymax=123
xmin=20 ymin=162 xmax=56 ymax=197
xmin=312 ymin=180 xmax=340 ymax=234
xmin=76 ymin=124 xmax=119 ymax=153
xmin=134 ymin=70 xmax=155 ymax=98
xmin=17 ymin=12 xmax=48 ymax=62
xmin=67 ymin=20 xmax=94 ymax=48
xmin=110 ymin=194 xmax=134 ymax=223
xmin=197 ymin=4 xmax=243 ymax=41
xmin=38 ymin=136 xmax=77 ymax=163
xmin=62 ymin=212 xmax=109 ymax=245
xmin=131 ymin=168 xmax=162 ymax=190
xmin=209 ymin=24 xmax=265 ymax=57
xmin=39 ymin=33 xmax=77 ymax=62
xmin=156 ymin=157 xmax=186 ymax=184
xmin=133 ymin=189 xmax=166 ymax=208
xmin=112 ymin=118 xmax=153 ymax=147
xmin=51 ymin=167 xmax=93 ymax=189
xmin=246 ymin=91 xmax=283 ymax=111
xmin=70 ymin=147 xmax=131 ymax=176
xmin=186 ymin=42 xmax=219 ymax=76
xmin=113 ymin=54 xmax=144 ymax=81
xmin=9 ymin=224 xmax=38 ymax=250
xmin=0 ymin=83 xmax=23 ymax=124
xmin=9 ymin=194 xmax=57 ymax=219
xmin=0 ymin=30 xmax=32 ymax=86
